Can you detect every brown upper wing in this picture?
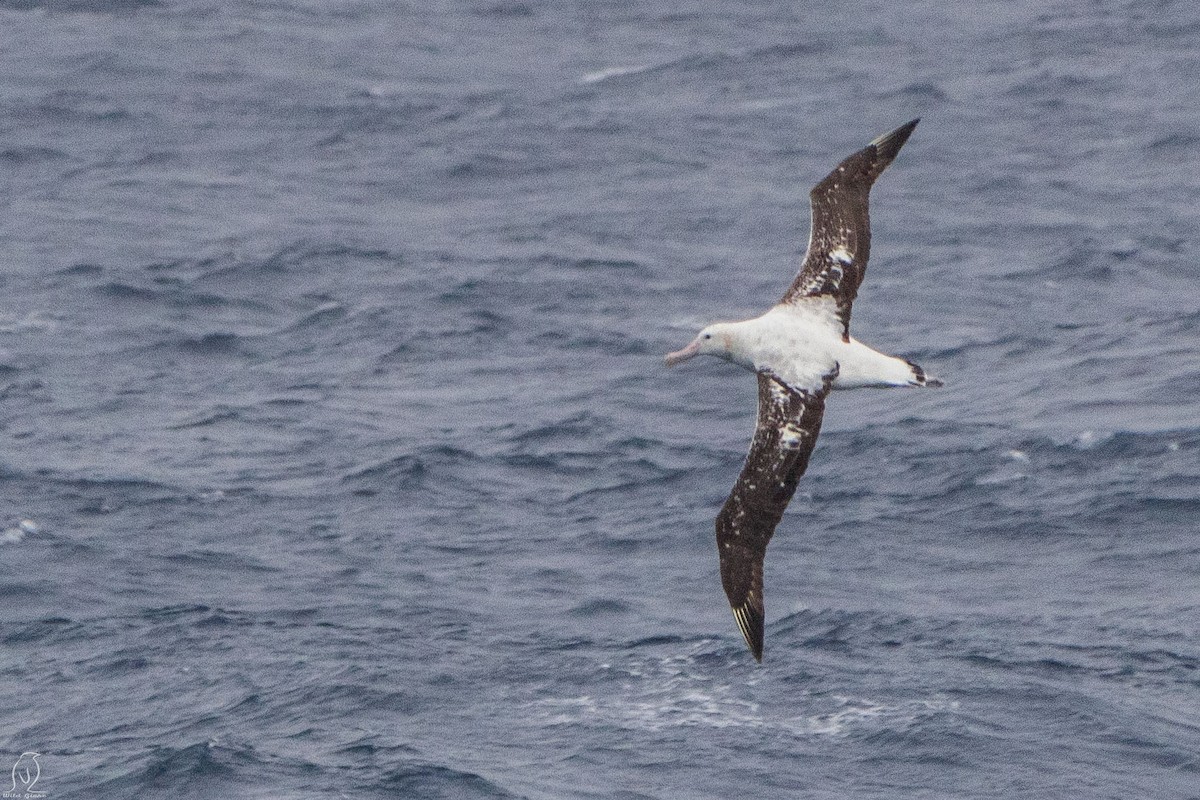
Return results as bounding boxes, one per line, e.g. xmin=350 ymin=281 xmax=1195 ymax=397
xmin=779 ymin=119 xmax=919 ymax=337
xmin=716 ymin=368 xmax=835 ymax=662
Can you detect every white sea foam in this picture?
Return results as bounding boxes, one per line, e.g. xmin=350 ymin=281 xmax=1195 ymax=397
xmin=579 ymin=64 xmax=653 ymax=84
xmin=0 ymin=519 xmax=39 ymax=545
xmin=528 ymin=649 xmax=957 ymax=739
xmin=0 ymin=312 xmax=57 ymax=333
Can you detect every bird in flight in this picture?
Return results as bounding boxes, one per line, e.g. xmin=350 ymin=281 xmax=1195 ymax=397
xmin=665 ymin=119 xmax=940 ymax=661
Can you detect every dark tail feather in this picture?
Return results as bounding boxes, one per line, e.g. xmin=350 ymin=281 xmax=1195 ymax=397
xmin=905 ymin=358 xmax=944 ymax=388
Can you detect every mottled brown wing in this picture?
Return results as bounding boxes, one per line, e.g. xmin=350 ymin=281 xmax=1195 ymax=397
xmin=716 ymin=368 xmax=835 ymax=662
xmin=779 ymin=119 xmax=919 ymax=337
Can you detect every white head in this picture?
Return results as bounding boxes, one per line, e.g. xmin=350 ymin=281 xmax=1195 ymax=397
xmin=664 ymin=323 xmax=741 ymax=367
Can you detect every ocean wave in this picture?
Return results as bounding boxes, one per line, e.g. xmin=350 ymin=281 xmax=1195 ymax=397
xmin=376 ymin=762 xmax=523 ymax=800
xmin=88 ymin=275 xmax=269 ymax=314
xmin=171 ymin=332 xmax=251 ymax=356
xmin=0 ymin=310 xmax=58 ymax=333
xmin=191 ymin=242 xmax=399 ymax=285
xmin=0 ymin=145 xmax=70 ymax=163
xmin=579 ymin=37 xmax=837 ymax=88
xmin=960 ymin=640 xmax=1200 ymax=687
xmin=1 ymin=616 xmax=81 ymax=645
xmin=878 ymin=81 xmax=951 ymax=102
xmin=166 ymin=406 xmax=243 ymax=430
xmin=163 ymin=549 xmax=278 ymax=574
xmin=1144 ymin=131 xmax=1200 ymax=156
xmin=90 ymin=741 xmax=268 ymax=800
xmin=0 ymin=0 xmax=160 ymax=10
xmin=577 ymin=52 xmax=734 ymax=86
xmin=528 ymin=642 xmax=958 ymax=742
xmin=342 ymin=445 xmax=481 ymax=496
xmin=285 ymin=301 xmax=347 ymax=330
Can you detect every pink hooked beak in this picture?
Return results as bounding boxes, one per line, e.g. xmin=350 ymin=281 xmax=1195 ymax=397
xmin=664 ymin=338 xmax=701 ymax=367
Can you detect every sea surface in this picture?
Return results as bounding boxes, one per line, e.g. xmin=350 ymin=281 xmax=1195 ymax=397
xmin=1 ymin=1 xmax=1199 ymax=798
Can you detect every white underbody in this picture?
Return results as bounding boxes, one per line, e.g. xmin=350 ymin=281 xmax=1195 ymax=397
xmin=715 ymin=299 xmax=920 ymax=392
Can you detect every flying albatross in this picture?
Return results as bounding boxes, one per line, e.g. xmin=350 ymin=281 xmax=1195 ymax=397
xmin=665 ymin=119 xmax=940 ymax=662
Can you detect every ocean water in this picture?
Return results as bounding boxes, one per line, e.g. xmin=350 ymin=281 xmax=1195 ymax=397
xmin=2 ymin=1 xmax=1199 ymax=797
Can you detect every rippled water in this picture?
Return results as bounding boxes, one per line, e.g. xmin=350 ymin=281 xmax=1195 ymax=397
xmin=2 ymin=1 xmax=1199 ymax=798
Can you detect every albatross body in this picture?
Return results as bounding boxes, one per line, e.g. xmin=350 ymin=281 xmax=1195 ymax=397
xmin=665 ymin=119 xmax=940 ymax=662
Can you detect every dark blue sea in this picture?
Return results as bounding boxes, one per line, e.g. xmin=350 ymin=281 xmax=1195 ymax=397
xmin=2 ymin=1 xmax=1199 ymax=797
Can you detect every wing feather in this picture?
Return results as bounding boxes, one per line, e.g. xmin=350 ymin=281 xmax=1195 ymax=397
xmin=716 ymin=368 xmax=835 ymax=661
xmin=779 ymin=119 xmax=919 ymax=337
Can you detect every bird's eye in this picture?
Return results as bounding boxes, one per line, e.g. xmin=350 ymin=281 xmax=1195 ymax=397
xmin=703 ymin=333 xmax=712 ymax=340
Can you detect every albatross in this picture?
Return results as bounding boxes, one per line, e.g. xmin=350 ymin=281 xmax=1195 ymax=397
xmin=665 ymin=119 xmax=941 ymax=662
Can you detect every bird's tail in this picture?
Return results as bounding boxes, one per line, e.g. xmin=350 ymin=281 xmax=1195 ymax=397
xmin=905 ymin=359 xmax=943 ymax=387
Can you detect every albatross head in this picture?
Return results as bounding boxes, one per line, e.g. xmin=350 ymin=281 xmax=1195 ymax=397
xmin=665 ymin=323 xmax=738 ymax=367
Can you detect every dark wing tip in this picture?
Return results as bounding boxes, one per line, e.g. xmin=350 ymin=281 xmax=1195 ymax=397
xmin=731 ymin=602 xmax=765 ymax=662
xmin=869 ymin=118 xmax=920 ymax=162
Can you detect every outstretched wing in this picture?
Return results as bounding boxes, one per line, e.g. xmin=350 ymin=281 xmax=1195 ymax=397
xmin=716 ymin=368 xmax=835 ymax=662
xmin=779 ymin=119 xmax=919 ymax=337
